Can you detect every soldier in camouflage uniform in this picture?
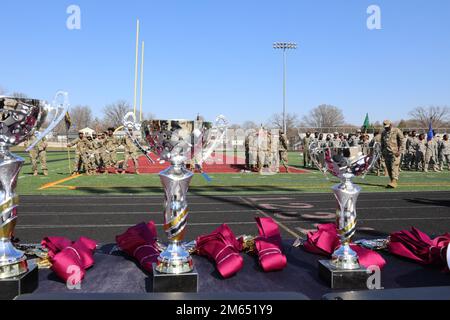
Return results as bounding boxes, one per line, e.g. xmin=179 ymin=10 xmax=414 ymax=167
xmin=347 ymin=133 xmax=357 ymax=147
xmin=324 ymin=134 xmax=332 ymax=148
xmin=25 ymin=136 xmax=48 ymax=176
xmin=122 ymin=128 xmax=141 ymax=174
xmin=439 ymin=134 xmax=450 ymax=171
xmin=302 ymin=132 xmax=312 ymax=168
xmin=360 ymin=134 xmax=370 ymax=155
xmin=404 ymin=131 xmax=417 ymax=170
xmin=331 ymin=132 xmax=340 ymax=148
xmin=267 ymin=131 xmax=278 ymax=173
xmin=258 ymin=129 xmax=269 ymax=172
xmin=248 ymin=130 xmax=258 ymax=171
xmin=103 ymin=128 xmax=120 ymax=174
xmin=279 ymin=132 xmax=289 ymax=173
xmin=424 ymin=131 xmax=439 ymax=172
xmin=399 ymin=131 xmax=409 ymax=172
xmin=67 ymin=131 xmax=86 ymax=175
xmin=100 ymin=131 xmax=109 ymax=174
xmin=371 ymin=130 xmax=387 ymax=176
xmin=91 ymin=132 xmax=103 ymax=171
xmin=381 ymin=120 xmax=405 ymax=188
xmin=312 ymin=132 xmax=319 ymax=144
xmin=415 ymin=133 xmax=426 ymax=171
xmin=339 ymin=134 xmax=350 ymax=148
xmin=98 ymin=132 xmax=107 ymax=172
xmin=244 ymin=133 xmax=250 ymax=170
xmin=435 ymin=135 xmax=443 ymax=172
xmin=84 ymin=134 xmax=98 ymax=175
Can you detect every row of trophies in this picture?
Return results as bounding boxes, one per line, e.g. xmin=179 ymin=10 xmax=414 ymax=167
xmin=0 ymin=91 xmax=381 ymax=295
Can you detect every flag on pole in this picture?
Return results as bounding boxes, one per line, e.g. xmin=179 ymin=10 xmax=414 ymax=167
xmin=362 ymin=113 xmax=370 ymax=132
xmin=64 ymin=112 xmax=72 ymax=131
xmin=427 ymin=121 xmax=434 ymax=142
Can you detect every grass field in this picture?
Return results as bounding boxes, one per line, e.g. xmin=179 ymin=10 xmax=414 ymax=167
xmin=14 ymin=151 xmax=450 ymax=195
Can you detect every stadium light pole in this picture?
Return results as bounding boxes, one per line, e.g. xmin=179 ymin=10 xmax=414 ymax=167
xmin=273 ymin=42 xmax=297 ymax=134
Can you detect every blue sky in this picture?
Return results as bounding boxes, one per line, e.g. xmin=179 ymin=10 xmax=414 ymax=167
xmin=1 ymin=0 xmax=449 ymax=126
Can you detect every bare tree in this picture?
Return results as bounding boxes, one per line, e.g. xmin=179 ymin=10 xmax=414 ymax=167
xmin=302 ymin=104 xmax=345 ymax=128
xmin=242 ymin=121 xmax=258 ymax=130
xmin=267 ymin=113 xmax=299 ymax=132
xmin=103 ymin=100 xmax=131 ymax=129
xmin=70 ymin=105 xmax=93 ymax=131
xmin=52 ymin=105 xmax=93 ymax=135
xmin=91 ymin=117 xmax=105 ymax=133
xmin=408 ymin=106 xmax=450 ymax=128
xmin=266 ymin=112 xmax=300 ymax=144
xmin=229 ymin=124 xmax=242 ymax=130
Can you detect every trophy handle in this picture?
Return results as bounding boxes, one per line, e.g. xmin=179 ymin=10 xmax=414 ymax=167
xmin=122 ymin=112 xmax=155 ymax=164
xmin=123 ymin=111 xmax=140 ymax=131
xmin=360 ymin=142 xmax=381 ymax=179
xmin=25 ymin=91 xmax=69 ymax=152
xmin=196 ymin=115 xmax=228 ymax=166
xmin=309 ymin=142 xmax=330 ymax=179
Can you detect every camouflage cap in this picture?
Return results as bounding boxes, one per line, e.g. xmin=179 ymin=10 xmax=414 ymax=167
xmin=383 ymin=120 xmax=392 ymax=127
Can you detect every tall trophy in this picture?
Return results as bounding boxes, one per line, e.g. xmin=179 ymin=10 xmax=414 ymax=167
xmin=309 ymin=141 xmax=381 ymax=289
xmin=0 ymin=92 xmax=69 ymax=299
xmin=123 ymin=112 xmax=228 ymax=292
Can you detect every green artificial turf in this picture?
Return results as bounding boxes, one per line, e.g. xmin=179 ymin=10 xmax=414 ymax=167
xmin=14 ymin=151 xmax=450 ymax=196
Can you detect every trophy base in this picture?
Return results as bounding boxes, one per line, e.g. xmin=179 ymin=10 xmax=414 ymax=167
xmin=0 ymin=264 xmax=38 ymax=300
xmin=151 ymin=263 xmax=198 ymax=293
xmin=155 ymin=241 xmax=194 ymax=274
xmin=318 ymin=260 xmax=369 ymax=290
xmin=0 ymin=257 xmax=28 ymax=280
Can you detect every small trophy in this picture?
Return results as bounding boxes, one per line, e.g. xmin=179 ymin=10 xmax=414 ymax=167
xmin=123 ymin=112 xmax=227 ymax=292
xmin=309 ymin=142 xmax=381 ymax=289
xmin=0 ymin=92 xmax=69 ymax=299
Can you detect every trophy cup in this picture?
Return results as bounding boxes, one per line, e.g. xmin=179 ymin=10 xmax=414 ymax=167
xmin=123 ymin=112 xmax=228 ymax=292
xmin=309 ymin=141 xmax=381 ymax=289
xmin=0 ymin=92 xmax=69 ymax=299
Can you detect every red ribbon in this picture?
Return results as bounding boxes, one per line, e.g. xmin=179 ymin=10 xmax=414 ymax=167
xmin=41 ymin=236 xmax=97 ymax=285
xmin=196 ymin=224 xmax=244 ymax=279
xmin=254 ymin=217 xmax=287 ymax=272
xmin=388 ymin=227 xmax=450 ymax=271
xmin=303 ymin=223 xmax=387 ymax=269
xmin=116 ymin=221 xmax=160 ymax=273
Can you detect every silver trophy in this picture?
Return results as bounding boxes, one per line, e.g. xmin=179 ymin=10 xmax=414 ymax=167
xmin=0 ymin=92 xmax=69 ymax=279
xmin=309 ymin=141 xmax=380 ymax=288
xmin=123 ymin=112 xmax=228 ymax=275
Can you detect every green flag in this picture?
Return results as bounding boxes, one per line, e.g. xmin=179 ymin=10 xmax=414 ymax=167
xmin=362 ymin=113 xmax=370 ymax=130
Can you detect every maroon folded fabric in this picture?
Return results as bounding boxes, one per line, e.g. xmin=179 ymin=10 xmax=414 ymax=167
xmin=254 ymin=217 xmax=287 ymax=272
xmin=303 ymin=224 xmax=340 ymax=256
xmin=196 ymin=224 xmax=244 ymax=278
xmin=116 ymin=221 xmax=160 ymax=273
xmin=41 ymin=236 xmax=97 ymax=285
xmin=388 ymin=227 xmax=450 ymax=271
xmin=303 ymin=223 xmax=386 ymax=269
xmin=41 ymin=236 xmax=73 ymax=258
